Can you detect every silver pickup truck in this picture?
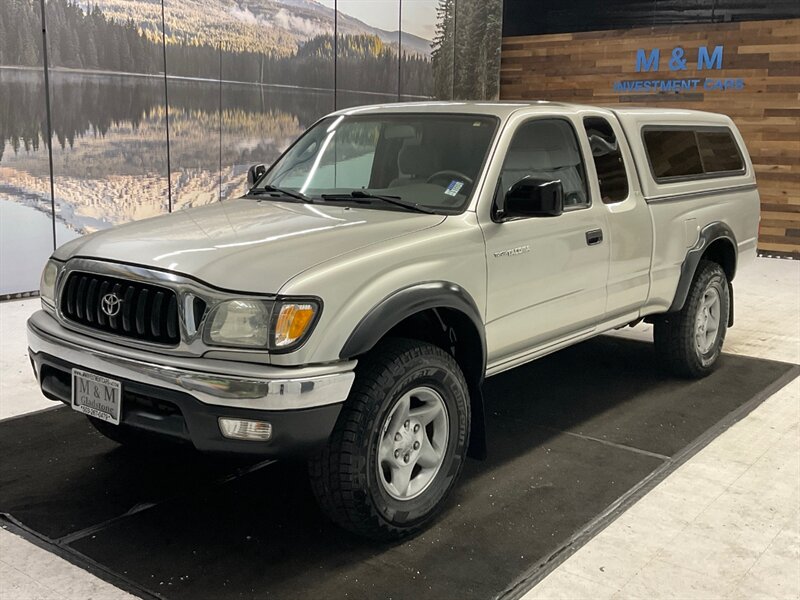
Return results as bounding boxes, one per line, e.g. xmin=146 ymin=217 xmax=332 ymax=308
xmin=28 ymin=101 xmax=759 ymax=539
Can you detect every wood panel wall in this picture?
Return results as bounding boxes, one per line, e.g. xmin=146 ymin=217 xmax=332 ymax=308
xmin=500 ymin=19 xmax=800 ymax=257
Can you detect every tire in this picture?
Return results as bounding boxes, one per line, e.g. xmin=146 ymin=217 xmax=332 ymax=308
xmin=308 ymin=338 xmax=471 ymax=540
xmin=654 ymin=260 xmax=730 ymax=378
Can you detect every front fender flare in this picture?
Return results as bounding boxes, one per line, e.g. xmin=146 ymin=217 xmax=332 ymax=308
xmin=339 ymin=281 xmax=488 ymax=460
xmin=339 ymin=281 xmax=486 ymax=368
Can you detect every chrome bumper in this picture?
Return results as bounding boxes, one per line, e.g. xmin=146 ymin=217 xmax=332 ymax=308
xmin=26 ymin=310 xmax=355 ymax=411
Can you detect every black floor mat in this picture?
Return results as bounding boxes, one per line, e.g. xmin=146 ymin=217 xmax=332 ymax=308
xmin=1 ymin=337 xmax=796 ymax=600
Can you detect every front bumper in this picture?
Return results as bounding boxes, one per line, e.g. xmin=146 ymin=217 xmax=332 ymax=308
xmin=27 ymin=311 xmax=355 ymax=455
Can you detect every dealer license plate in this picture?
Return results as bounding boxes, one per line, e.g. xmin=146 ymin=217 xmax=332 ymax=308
xmin=71 ymin=369 xmax=122 ymax=425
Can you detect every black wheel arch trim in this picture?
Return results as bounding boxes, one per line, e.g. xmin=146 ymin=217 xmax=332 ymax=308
xmin=339 ymin=281 xmax=488 ymax=460
xmin=340 ymin=282 xmax=486 ymax=365
xmin=669 ymin=221 xmax=737 ymax=315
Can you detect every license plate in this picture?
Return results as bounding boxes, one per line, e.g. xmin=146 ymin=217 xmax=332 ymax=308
xmin=71 ymin=369 xmax=122 ymax=425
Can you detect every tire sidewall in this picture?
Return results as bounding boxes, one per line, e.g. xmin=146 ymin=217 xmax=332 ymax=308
xmin=362 ymin=350 xmax=469 ymax=529
xmin=690 ymin=267 xmax=729 ymax=369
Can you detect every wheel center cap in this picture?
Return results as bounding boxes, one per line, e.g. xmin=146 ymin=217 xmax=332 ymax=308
xmin=393 ymin=420 xmax=422 ymax=462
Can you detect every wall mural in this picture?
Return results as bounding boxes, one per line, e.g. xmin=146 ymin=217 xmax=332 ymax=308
xmin=0 ymin=0 xmax=502 ymax=296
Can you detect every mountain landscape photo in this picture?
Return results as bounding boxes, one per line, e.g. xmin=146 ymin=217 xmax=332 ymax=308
xmin=0 ymin=0 xmax=502 ymax=294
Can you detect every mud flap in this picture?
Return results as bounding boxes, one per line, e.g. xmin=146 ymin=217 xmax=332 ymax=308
xmin=467 ymin=380 xmax=487 ymax=460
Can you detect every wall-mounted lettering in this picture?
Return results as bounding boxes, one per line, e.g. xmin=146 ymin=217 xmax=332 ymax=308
xmin=636 ymin=45 xmax=724 ymax=72
xmin=617 ymin=43 xmax=741 ymax=94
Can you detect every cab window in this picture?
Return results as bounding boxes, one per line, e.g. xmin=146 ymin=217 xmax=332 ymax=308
xmin=583 ymin=117 xmax=629 ymax=204
xmin=497 ymin=119 xmax=589 ymax=212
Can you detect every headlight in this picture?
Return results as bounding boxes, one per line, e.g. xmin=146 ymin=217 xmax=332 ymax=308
xmin=39 ymin=259 xmax=61 ymax=309
xmin=204 ymin=298 xmax=320 ymax=351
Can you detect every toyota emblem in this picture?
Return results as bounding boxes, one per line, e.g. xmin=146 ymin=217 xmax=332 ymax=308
xmin=101 ymin=293 xmax=123 ymax=317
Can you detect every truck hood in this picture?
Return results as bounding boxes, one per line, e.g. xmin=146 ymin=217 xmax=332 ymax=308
xmin=55 ymin=198 xmax=445 ymax=293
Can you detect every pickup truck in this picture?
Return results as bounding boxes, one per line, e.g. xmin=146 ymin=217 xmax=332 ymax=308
xmin=28 ymin=101 xmax=760 ymax=540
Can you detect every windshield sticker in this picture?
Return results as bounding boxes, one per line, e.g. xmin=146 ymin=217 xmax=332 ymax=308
xmin=444 ymin=180 xmax=464 ymax=197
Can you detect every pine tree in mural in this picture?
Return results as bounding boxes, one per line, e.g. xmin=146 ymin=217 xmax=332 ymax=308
xmin=431 ymin=0 xmax=455 ymax=99
xmin=431 ymin=0 xmax=502 ymax=100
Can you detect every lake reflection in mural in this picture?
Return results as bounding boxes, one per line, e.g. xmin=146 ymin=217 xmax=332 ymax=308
xmin=0 ymin=0 xmax=501 ymax=295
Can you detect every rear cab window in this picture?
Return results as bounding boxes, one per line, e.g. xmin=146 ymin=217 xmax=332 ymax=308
xmin=583 ymin=117 xmax=629 ymax=204
xmin=642 ymin=127 xmax=745 ymax=183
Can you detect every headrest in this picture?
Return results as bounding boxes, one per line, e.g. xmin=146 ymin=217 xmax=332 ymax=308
xmin=507 ymin=121 xmax=582 ymax=170
xmin=589 ymin=134 xmax=618 ymax=157
xmin=504 ymin=150 xmax=531 ymax=171
xmin=398 ymin=142 xmax=435 ymax=177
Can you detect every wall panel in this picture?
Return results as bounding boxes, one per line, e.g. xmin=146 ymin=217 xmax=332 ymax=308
xmin=500 ymin=19 xmax=800 ymax=256
xmin=0 ymin=0 xmax=59 ymax=296
xmin=45 ymin=0 xmax=170 ymax=247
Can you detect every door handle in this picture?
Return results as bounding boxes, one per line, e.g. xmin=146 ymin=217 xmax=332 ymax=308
xmin=585 ymin=229 xmax=603 ymax=246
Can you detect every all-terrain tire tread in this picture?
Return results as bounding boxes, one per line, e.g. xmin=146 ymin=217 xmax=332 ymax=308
xmin=653 ymin=260 xmax=728 ymax=379
xmin=308 ymin=338 xmax=469 ymax=540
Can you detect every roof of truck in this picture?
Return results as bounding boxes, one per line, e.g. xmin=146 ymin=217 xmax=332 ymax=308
xmin=329 ymin=100 xmax=732 ymax=124
xmin=330 ymin=100 xmax=569 ymax=119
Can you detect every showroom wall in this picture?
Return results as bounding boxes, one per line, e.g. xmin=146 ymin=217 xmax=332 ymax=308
xmin=500 ymin=0 xmax=800 ymax=258
xmin=0 ymin=0 xmax=502 ymax=296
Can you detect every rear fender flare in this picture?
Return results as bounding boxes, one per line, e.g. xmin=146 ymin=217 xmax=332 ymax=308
xmin=669 ymin=221 xmax=737 ymax=314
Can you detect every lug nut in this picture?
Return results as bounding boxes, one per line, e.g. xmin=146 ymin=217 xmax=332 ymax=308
xmin=413 ymin=424 xmax=420 ymax=433
xmin=395 ymin=432 xmax=402 ymax=441
xmin=404 ymin=454 xmax=410 ymax=463
xmin=394 ymin=449 xmax=400 ymax=458
xmin=413 ymin=441 xmax=420 ymax=450
xmin=404 ymin=420 xmax=410 ymax=429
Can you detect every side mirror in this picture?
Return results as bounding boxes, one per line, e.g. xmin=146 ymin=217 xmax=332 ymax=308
xmin=503 ymin=178 xmax=564 ymax=219
xmin=247 ymin=164 xmax=267 ymax=188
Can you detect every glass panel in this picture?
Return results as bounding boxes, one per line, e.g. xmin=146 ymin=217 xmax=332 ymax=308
xmin=584 ymin=117 xmax=629 ymax=204
xmin=46 ymin=0 xmax=170 ymax=246
xmin=500 ymin=119 xmax=589 ymax=209
xmin=163 ymin=0 xmax=220 ymax=210
xmin=400 ymin=0 xmax=437 ymax=101
xmin=453 ymin=0 xmax=503 ymax=100
xmin=219 ymin=5 xmax=335 ymax=201
xmin=336 ymin=0 xmax=400 ymax=109
xmin=697 ymin=130 xmax=744 ymax=174
xmin=260 ymin=114 xmax=498 ymax=212
xmin=0 ymin=0 xmax=60 ymax=294
xmin=644 ymin=129 xmax=704 ymax=180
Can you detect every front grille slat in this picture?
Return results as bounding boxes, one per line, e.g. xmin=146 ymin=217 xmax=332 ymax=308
xmin=121 ymin=285 xmax=135 ymax=333
xmin=96 ymin=280 xmax=110 ymax=326
xmin=166 ymin=295 xmax=178 ymax=340
xmin=75 ymin=277 xmax=88 ymax=320
xmin=151 ymin=291 xmax=164 ymax=337
xmin=85 ymin=278 xmax=98 ymax=324
xmin=60 ymin=272 xmax=179 ymax=346
xmin=66 ymin=275 xmax=78 ymax=315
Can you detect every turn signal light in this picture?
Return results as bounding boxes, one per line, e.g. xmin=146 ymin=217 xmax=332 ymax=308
xmin=273 ymin=303 xmax=316 ymax=348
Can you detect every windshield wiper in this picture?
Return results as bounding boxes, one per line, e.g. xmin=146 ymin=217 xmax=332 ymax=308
xmin=248 ymin=185 xmax=312 ymax=203
xmin=321 ymin=190 xmax=436 ymax=214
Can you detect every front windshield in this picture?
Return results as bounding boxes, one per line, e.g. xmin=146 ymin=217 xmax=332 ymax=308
xmin=254 ymin=113 xmax=498 ymax=213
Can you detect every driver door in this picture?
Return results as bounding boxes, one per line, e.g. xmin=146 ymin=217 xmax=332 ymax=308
xmin=481 ymin=117 xmax=610 ymax=366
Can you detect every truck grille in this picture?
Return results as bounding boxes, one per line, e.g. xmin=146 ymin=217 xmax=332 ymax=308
xmin=60 ymin=272 xmax=181 ymax=345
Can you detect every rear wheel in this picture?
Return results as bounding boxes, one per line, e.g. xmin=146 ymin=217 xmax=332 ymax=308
xmin=654 ymin=260 xmax=729 ymax=378
xmin=308 ymin=338 xmax=470 ymax=540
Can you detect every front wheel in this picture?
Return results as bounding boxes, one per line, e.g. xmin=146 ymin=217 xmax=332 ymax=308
xmin=654 ymin=260 xmax=730 ymax=378
xmin=308 ymin=338 xmax=470 ymax=540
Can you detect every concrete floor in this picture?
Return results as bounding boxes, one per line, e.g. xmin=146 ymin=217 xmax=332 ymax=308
xmin=0 ymin=257 xmax=798 ymax=599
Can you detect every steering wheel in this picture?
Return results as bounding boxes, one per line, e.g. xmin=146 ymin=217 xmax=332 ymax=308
xmin=426 ymin=170 xmax=474 ymax=189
